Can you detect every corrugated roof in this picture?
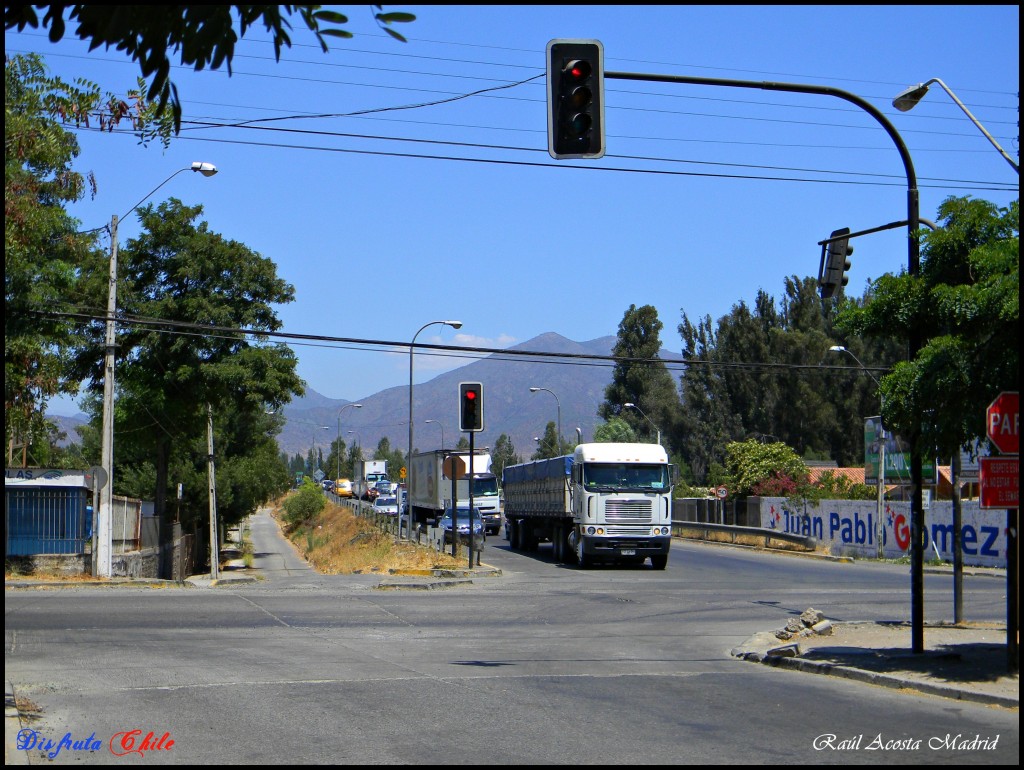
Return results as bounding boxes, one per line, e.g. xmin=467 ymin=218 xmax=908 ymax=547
xmin=807 ymin=466 xmax=865 ymax=485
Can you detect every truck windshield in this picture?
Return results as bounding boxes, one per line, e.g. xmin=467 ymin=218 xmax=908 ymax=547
xmin=468 ymin=476 xmax=499 ymax=497
xmin=583 ymin=463 xmax=669 ymax=492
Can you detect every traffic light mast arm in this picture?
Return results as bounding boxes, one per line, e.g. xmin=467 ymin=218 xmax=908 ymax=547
xmin=817 ymin=218 xmax=938 ymax=246
xmin=603 ymin=66 xmax=929 ymax=656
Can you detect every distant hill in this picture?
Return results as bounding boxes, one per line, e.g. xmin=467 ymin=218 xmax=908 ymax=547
xmin=50 ymin=413 xmax=89 ymax=447
xmin=42 ymin=332 xmax=682 ymax=464
xmin=277 ymin=332 xmax=681 ymax=462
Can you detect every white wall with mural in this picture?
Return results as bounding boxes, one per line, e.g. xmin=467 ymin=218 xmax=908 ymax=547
xmin=758 ymin=497 xmax=1007 ymax=568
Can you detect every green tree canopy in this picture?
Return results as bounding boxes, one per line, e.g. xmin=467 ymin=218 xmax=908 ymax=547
xmin=67 ymin=198 xmax=303 ymax=524
xmin=600 ymin=304 xmax=682 ymax=450
xmin=837 ymin=196 xmax=1019 ymax=458
xmin=491 ymin=433 xmax=522 ymax=481
xmin=4 ymin=53 xmax=167 ymax=464
xmin=593 ymin=417 xmax=637 ymax=444
xmin=5 ymin=5 xmax=416 ymax=132
xmin=722 ymin=439 xmax=809 ymax=497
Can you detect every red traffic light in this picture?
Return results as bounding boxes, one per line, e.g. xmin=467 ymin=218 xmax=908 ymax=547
xmin=547 ymin=39 xmax=605 ymax=160
xmin=564 ymin=59 xmax=591 ymax=81
xmin=459 ymin=382 xmax=484 ymax=432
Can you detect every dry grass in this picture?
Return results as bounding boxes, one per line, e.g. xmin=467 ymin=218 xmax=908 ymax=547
xmin=272 ymin=497 xmax=465 ymax=574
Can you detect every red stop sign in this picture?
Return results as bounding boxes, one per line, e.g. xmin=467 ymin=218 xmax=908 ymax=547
xmin=986 ymin=391 xmax=1019 ymax=455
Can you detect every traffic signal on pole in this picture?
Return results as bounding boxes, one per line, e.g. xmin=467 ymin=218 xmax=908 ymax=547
xmin=459 ymin=382 xmax=484 ymax=432
xmin=818 ymin=227 xmax=854 ymax=299
xmin=547 ymin=39 xmax=605 ymax=159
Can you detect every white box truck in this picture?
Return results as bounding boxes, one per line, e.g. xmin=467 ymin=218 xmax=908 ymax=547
xmin=408 ymin=449 xmax=501 ymax=534
xmin=353 ymin=459 xmax=388 ymax=500
xmin=502 ymin=442 xmax=674 ymax=569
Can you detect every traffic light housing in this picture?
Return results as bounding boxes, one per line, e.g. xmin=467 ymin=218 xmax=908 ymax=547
xmin=547 ymin=39 xmax=605 ymax=159
xmin=818 ymin=227 xmax=854 ymax=299
xmin=459 ymin=382 xmax=484 ymax=432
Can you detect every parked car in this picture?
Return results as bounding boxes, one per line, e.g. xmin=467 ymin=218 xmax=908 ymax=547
xmin=333 ymin=479 xmax=353 ymax=498
xmin=372 ymin=496 xmax=400 ymax=516
xmin=437 ymin=506 xmax=485 ymax=544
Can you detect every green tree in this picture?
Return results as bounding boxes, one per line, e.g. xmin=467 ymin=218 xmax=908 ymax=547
xmin=67 ymin=198 xmax=303 ymax=528
xmin=373 ymin=436 xmax=405 ymax=479
xmin=593 ymin=417 xmax=637 ymax=444
xmin=600 ymin=304 xmax=682 ymax=450
xmin=721 ymin=439 xmax=809 ymax=497
xmin=5 ymin=5 xmax=416 ymax=132
xmin=676 ymin=313 xmax=742 ymax=484
xmin=346 ymin=443 xmax=364 ymax=470
xmin=324 ymin=437 xmax=350 ymax=481
xmin=713 ymin=291 xmax=779 ymax=438
xmin=4 ymin=53 xmax=168 ymax=465
xmin=531 ymin=421 xmax=562 ymax=460
xmin=491 ymin=433 xmax=522 ymax=481
xmin=838 ymin=196 xmax=1019 ymax=459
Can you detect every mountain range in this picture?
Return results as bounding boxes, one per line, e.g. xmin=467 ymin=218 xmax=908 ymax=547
xmin=49 ymin=332 xmax=680 ymax=464
xmin=279 ymin=332 xmax=629 ymax=462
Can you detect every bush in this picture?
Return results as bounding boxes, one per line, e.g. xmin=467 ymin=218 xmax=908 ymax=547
xmin=282 ymin=480 xmax=326 ymax=529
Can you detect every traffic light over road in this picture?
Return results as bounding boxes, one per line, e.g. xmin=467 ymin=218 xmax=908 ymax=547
xmin=819 ymin=227 xmax=854 ymax=299
xmin=459 ymin=382 xmax=484 ymax=432
xmin=547 ymin=39 xmax=605 ymax=159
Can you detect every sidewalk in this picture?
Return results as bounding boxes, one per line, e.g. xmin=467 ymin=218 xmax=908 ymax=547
xmin=732 ymin=620 xmax=1018 ymax=710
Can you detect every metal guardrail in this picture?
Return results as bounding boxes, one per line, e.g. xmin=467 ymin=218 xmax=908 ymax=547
xmin=341 ymin=492 xmax=816 ymax=553
xmin=671 ymin=520 xmax=817 ymax=551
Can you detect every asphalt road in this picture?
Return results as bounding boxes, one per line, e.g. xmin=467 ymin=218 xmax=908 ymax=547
xmin=5 ymin=509 xmax=1017 ymax=765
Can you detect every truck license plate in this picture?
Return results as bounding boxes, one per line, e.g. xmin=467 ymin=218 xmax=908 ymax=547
xmin=621 ymin=549 xmax=636 ymax=556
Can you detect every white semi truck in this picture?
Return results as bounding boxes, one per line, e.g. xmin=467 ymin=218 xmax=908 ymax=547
xmin=352 ymin=459 xmax=388 ymax=500
xmin=408 ymin=449 xmax=501 ymax=534
xmin=502 ymin=442 xmax=674 ymax=569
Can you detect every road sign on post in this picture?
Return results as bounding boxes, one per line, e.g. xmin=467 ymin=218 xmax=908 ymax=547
xmin=979 ymin=457 xmax=1019 ymax=509
xmin=986 ymin=391 xmax=1019 ymax=455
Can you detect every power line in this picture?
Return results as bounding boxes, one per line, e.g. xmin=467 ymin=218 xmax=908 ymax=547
xmin=41 ymin=308 xmax=891 ymax=378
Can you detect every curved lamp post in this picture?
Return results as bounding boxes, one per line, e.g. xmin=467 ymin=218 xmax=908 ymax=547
xmin=529 ymin=387 xmax=561 ymax=452
xmin=311 ymin=426 xmax=329 ymax=473
xmin=624 ymin=402 xmax=661 ymax=445
xmin=893 ymin=79 xmax=1018 ymax=173
xmin=336 ymin=403 xmax=363 ymax=482
xmin=425 ymin=419 xmax=445 ymax=450
xmin=407 ymin=320 xmax=462 ymax=539
xmin=97 ymin=161 xmax=218 ymax=578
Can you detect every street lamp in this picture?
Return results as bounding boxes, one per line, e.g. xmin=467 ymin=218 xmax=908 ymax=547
xmin=425 ymin=419 xmax=445 ymax=450
xmin=96 ymin=161 xmax=218 ymax=578
xmin=407 ymin=319 xmax=462 ymax=539
xmin=336 ymin=403 xmax=363 ymax=482
xmin=893 ymin=79 xmax=1019 ymax=173
xmin=829 ymin=345 xmax=886 ymax=559
xmin=311 ymin=426 xmax=329 ymax=474
xmin=623 ymin=402 xmax=661 ymax=445
xmin=529 ymin=387 xmax=561 ymax=452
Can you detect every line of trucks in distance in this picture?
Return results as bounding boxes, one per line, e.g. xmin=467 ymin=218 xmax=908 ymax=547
xmin=396 ymin=442 xmax=675 ymax=568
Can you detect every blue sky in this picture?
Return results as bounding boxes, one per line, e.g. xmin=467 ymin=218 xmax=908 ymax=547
xmin=8 ymin=5 xmax=1019 ymax=417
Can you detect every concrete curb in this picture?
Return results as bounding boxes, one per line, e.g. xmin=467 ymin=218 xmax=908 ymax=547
xmin=5 ymin=681 xmax=28 ymax=766
xmin=731 ymin=647 xmax=1019 ymax=710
